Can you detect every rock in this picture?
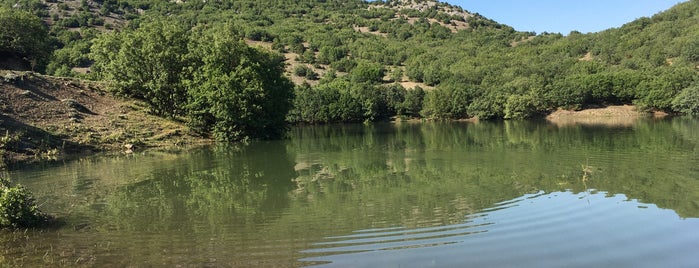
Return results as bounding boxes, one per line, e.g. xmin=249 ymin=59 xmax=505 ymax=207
xmin=61 ymin=99 xmax=93 ymax=114
xmin=124 ymin=143 xmax=134 ymax=154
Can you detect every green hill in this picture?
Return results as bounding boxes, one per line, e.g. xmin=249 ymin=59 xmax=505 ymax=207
xmin=2 ymin=0 xmax=698 ymax=125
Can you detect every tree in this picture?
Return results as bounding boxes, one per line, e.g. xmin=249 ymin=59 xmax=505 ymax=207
xmin=401 ymin=87 xmax=425 ymax=117
xmin=672 ymin=84 xmax=699 ymax=115
xmin=91 ymin=21 xmax=294 ymax=141
xmin=90 ymin=19 xmax=190 ymax=117
xmin=683 ymin=35 xmax=699 ymax=63
xmin=350 ymin=60 xmax=385 ymax=83
xmin=504 ymin=94 xmax=538 ymax=119
xmin=0 ymin=7 xmax=50 ymax=71
xmin=186 ymin=24 xmax=294 ymax=141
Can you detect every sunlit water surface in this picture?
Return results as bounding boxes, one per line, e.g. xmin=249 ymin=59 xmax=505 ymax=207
xmin=3 ymin=119 xmax=699 ymax=267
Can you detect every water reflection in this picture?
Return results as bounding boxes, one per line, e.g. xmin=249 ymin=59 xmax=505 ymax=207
xmin=301 ymin=191 xmax=699 ymax=268
xmin=4 ymin=118 xmax=699 ymax=267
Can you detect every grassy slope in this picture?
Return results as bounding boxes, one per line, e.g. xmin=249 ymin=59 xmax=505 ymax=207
xmin=0 ymin=70 xmax=209 ymax=167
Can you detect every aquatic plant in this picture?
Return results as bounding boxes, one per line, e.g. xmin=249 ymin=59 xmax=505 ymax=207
xmin=0 ymin=177 xmax=51 ymax=228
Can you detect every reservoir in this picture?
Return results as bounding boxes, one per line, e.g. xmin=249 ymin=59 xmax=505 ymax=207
xmin=4 ymin=118 xmax=699 ymax=267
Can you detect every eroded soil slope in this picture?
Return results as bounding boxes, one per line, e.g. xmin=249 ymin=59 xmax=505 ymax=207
xmin=0 ymin=71 xmax=208 ymax=165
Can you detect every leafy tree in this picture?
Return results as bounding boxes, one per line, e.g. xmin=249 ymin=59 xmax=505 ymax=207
xmin=401 ymin=87 xmax=425 ymax=117
xmin=331 ymin=58 xmax=357 ymax=72
xmin=683 ymin=35 xmax=699 ymax=62
xmin=186 ymin=24 xmax=294 ymax=141
xmin=383 ymin=83 xmax=406 ymax=116
xmin=91 ymin=20 xmax=293 ymax=141
xmin=350 ymin=60 xmax=385 ymax=83
xmin=90 ymin=19 xmax=190 ymax=117
xmin=635 ymin=66 xmax=696 ymax=111
xmin=504 ymin=94 xmax=538 ymax=119
xmin=0 ymin=7 xmax=50 ymax=70
xmin=422 ymin=85 xmax=471 ymax=119
xmin=317 ymin=46 xmax=347 ymax=64
xmin=672 ymin=84 xmax=699 ymax=115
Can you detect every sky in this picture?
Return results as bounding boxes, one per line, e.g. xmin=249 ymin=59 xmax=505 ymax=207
xmin=447 ymin=0 xmax=687 ymax=34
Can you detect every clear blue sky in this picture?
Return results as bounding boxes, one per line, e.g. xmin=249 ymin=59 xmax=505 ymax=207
xmin=446 ymin=0 xmax=686 ymax=34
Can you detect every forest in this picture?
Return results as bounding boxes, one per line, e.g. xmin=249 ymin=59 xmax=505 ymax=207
xmin=1 ymin=0 xmax=698 ymax=140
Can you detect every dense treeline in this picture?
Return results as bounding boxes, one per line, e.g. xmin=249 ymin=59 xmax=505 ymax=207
xmin=1 ymin=0 xmax=698 ymax=137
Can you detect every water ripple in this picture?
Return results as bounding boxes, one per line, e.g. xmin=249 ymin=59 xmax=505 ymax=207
xmin=300 ymin=191 xmax=699 ymax=268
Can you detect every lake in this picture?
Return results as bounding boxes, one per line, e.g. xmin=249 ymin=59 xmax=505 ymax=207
xmin=3 ymin=118 xmax=699 ymax=267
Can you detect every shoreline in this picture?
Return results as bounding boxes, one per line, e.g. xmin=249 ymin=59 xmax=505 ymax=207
xmin=1 ymin=71 xmax=671 ymax=168
xmin=545 ymin=105 xmax=668 ymax=127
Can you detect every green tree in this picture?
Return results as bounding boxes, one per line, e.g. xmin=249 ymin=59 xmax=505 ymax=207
xmin=504 ymin=94 xmax=538 ymax=119
xmin=91 ymin=20 xmax=293 ymax=141
xmin=401 ymin=87 xmax=425 ymax=117
xmin=0 ymin=7 xmax=50 ymax=71
xmin=683 ymin=35 xmax=699 ymax=62
xmin=351 ymin=60 xmax=385 ymax=83
xmin=90 ymin=19 xmax=190 ymax=117
xmin=672 ymin=84 xmax=699 ymax=115
xmin=186 ymin=24 xmax=294 ymax=141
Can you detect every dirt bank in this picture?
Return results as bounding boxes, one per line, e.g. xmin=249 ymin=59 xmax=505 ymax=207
xmin=546 ymin=105 xmax=666 ymax=127
xmin=0 ymin=70 xmax=210 ymax=167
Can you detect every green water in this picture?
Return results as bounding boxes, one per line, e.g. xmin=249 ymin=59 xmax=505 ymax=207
xmin=3 ymin=118 xmax=699 ymax=267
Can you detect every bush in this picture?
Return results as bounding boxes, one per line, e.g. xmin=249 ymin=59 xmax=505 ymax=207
xmin=294 ymin=65 xmax=310 ymax=76
xmin=672 ymin=84 xmax=699 ymax=115
xmin=504 ymin=94 xmax=538 ymax=119
xmin=401 ymin=86 xmax=425 ymax=117
xmin=350 ymin=60 xmax=385 ymax=83
xmin=0 ymin=177 xmax=51 ymax=228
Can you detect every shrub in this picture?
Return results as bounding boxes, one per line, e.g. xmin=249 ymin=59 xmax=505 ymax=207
xmin=0 ymin=177 xmax=51 ymax=228
xmin=672 ymin=84 xmax=699 ymax=115
xmin=294 ymin=65 xmax=310 ymax=77
xmin=350 ymin=60 xmax=385 ymax=83
xmin=504 ymin=94 xmax=538 ymax=119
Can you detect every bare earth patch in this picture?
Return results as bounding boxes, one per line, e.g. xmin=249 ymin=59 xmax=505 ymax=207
xmin=546 ymin=105 xmax=664 ymax=127
xmin=399 ymin=81 xmax=434 ymax=90
xmin=0 ymin=71 xmax=209 ymax=165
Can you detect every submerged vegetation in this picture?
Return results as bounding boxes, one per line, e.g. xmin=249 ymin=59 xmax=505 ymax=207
xmin=0 ymin=0 xmax=698 ymax=140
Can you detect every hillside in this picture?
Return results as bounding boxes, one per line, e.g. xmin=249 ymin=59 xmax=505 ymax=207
xmin=0 ymin=70 xmax=208 ymax=166
xmin=1 ymin=0 xmax=698 ymax=135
